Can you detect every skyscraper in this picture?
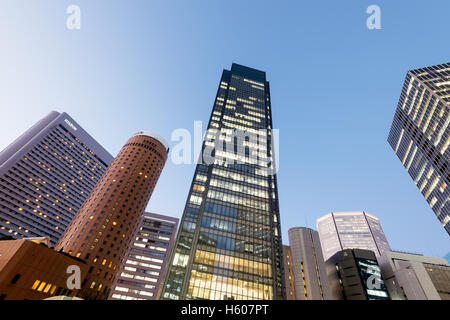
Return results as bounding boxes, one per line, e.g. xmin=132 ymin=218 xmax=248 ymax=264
xmin=55 ymin=131 xmax=169 ymax=300
xmin=162 ymin=63 xmax=284 ymax=300
xmin=109 ymin=212 xmax=179 ymax=300
xmin=317 ymin=211 xmax=391 ymax=262
xmin=0 ymin=111 xmax=113 ymax=246
xmin=287 ymin=227 xmax=332 ymax=300
xmin=387 ymin=62 xmax=450 ymax=235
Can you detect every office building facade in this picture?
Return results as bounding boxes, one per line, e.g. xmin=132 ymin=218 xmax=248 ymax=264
xmin=0 ymin=111 xmax=114 ymax=246
xmin=162 ymin=63 xmax=285 ymax=300
xmin=56 ymin=131 xmax=169 ymax=300
xmin=387 ymin=62 xmax=450 ymax=234
xmin=109 ymin=212 xmax=179 ymax=300
xmin=287 ymin=227 xmax=332 ymax=300
xmin=0 ymin=238 xmax=88 ymax=300
xmin=379 ymin=250 xmax=450 ymax=300
xmin=317 ymin=211 xmax=391 ymax=262
xmin=326 ymin=249 xmax=390 ymax=300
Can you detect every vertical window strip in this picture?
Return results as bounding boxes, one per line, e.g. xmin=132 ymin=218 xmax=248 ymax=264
xmin=395 ymin=129 xmax=405 ymax=153
xmin=402 ymin=140 xmax=414 ymax=165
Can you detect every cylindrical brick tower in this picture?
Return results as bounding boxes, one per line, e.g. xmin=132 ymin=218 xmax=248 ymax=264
xmin=55 ymin=131 xmax=169 ymax=300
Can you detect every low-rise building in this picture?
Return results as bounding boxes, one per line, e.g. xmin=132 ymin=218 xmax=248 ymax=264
xmin=0 ymin=237 xmax=87 ymax=300
xmin=379 ymin=251 xmax=450 ymax=300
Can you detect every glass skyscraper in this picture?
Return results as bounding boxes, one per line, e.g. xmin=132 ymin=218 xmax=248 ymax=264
xmin=387 ymin=62 xmax=450 ymax=235
xmin=317 ymin=211 xmax=391 ymax=262
xmin=162 ymin=63 xmax=285 ymax=300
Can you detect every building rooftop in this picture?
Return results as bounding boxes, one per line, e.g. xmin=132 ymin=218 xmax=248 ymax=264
xmin=230 ymin=63 xmax=267 ymax=83
xmin=133 ymin=131 xmax=169 ymax=151
xmin=408 ymin=62 xmax=450 ymax=105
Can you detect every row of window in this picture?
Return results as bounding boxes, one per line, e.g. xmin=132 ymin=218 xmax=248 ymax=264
xmin=186 ymin=270 xmax=273 ymax=300
xmin=207 ymin=189 xmax=269 ymax=211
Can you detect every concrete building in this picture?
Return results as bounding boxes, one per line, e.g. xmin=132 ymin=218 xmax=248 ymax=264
xmin=0 ymin=237 xmax=88 ymax=300
xmin=287 ymin=227 xmax=332 ymax=300
xmin=56 ymin=131 xmax=169 ymax=300
xmin=282 ymin=245 xmax=295 ymax=300
xmin=326 ymin=249 xmax=390 ymax=300
xmin=387 ymin=62 xmax=450 ymax=234
xmin=317 ymin=211 xmax=391 ymax=261
xmin=379 ymin=251 xmax=450 ymax=300
xmin=0 ymin=111 xmax=113 ymax=246
xmin=109 ymin=212 xmax=179 ymax=300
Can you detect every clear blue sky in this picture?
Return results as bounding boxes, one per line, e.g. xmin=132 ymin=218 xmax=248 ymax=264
xmin=0 ymin=1 xmax=449 ymax=257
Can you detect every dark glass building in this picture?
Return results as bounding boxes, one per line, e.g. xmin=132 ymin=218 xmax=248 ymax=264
xmin=162 ymin=63 xmax=285 ymax=300
xmin=0 ymin=111 xmax=113 ymax=246
xmin=387 ymin=62 xmax=450 ymax=234
xmin=326 ymin=249 xmax=390 ymax=300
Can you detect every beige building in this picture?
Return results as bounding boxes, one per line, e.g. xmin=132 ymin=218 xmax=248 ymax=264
xmin=282 ymin=245 xmax=295 ymax=300
xmin=286 ymin=227 xmax=333 ymax=300
xmin=379 ymin=251 xmax=450 ymax=300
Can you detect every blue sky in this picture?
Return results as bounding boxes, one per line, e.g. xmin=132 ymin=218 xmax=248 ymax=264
xmin=0 ymin=0 xmax=449 ymax=257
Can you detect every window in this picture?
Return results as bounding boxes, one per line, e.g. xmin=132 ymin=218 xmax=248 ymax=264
xmin=173 ymin=253 xmax=189 ymax=267
xmin=31 ymin=280 xmax=40 ymax=290
xmin=50 ymin=285 xmax=57 ymax=295
xmin=43 ymin=283 xmax=52 ymax=293
xmin=182 ymin=220 xmax=196 ymax=233
xmin=37 ymin=281 xmax=47 ymax=292
xmin=10 ymin=274 xmax=21 ymax=284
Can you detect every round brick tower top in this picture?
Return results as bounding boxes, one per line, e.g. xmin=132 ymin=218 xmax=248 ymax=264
xmin=132 ymin=131 xmax=169 ymax=151
xmin=55 ymin=132 xmax=168 ymax=300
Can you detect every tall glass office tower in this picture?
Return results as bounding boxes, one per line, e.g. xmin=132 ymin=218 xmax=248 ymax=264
xmin=387 ymin=62 xmax=450 ymax=235
xmin=162 ymin=63 xmax=285 ymax=300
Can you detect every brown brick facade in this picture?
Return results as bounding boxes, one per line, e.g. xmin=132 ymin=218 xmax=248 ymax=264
xmin=55 ymin=132 xmax=168 ymax=299
xmin=0 ymin=239 xmax=88 ymax=300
